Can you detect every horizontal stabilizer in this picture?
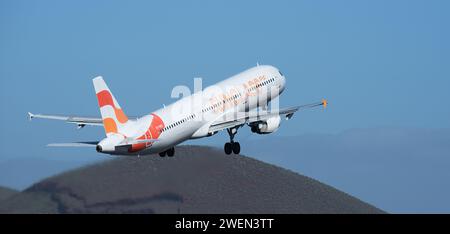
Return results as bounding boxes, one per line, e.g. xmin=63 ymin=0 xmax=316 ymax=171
xmin=47 ymin=141 xmax=99 ymax=147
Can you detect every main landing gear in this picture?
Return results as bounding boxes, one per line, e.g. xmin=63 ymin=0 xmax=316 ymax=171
xmin=159 ymin=147 xmax=175 ymax=157
xmin=224 ymin=127 xmax=241 ymax=155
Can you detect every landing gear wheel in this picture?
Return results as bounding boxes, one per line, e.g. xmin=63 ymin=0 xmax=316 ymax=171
xmin=158 ymin=151 xmax=166 ymax=157
xmin=224 ymin=142 xmax=232 ymax=155
xmin=225 ymin=126 xmax=242 ymax=155
xmin=167 ymin=147 xmax=175 ymax=157
xmin=232 ymin=142 xmax=240 ymax=154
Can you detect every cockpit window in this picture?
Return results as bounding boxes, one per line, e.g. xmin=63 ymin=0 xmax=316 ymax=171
xmin=279 ymin=70 xmax=283 ymax=76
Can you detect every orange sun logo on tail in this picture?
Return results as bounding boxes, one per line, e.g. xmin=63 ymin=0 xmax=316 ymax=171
xmin=93 ymin=76 xmax=129 ymax=136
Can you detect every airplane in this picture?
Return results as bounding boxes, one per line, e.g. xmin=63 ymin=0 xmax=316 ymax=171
xmin=28 ymin=65 xmax=327 ymax=157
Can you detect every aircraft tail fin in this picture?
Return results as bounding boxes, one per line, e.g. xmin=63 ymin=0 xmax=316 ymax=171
xmin=93 ymin=76 xmax=129 ymax=136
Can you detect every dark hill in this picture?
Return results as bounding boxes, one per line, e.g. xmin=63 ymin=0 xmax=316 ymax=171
xmin=0 ymin=186 xmax=17 ymax=202
xmin=0 ymin=146 xmax=383 ymax=213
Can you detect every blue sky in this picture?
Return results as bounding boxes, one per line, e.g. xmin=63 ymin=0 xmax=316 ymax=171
xmin=1 ymin=1 xmax=449 ymax=212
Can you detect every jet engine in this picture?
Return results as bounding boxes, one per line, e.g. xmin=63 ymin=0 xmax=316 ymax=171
xmin=250 ymin=115 xmax=281 ymax=134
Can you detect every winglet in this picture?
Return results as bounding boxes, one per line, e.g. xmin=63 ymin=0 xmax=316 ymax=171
xmin=28 ymin=112 xmax=34 ymax=121
xmin=322 ymin=99 xmax=328 ymax=109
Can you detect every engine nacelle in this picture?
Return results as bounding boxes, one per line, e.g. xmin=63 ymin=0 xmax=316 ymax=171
xmin=250 ymin=115 xmax=281 ymax=134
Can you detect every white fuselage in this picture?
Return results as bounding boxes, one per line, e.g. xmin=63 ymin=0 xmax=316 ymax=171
xmin=104 ymin=65 xmax=286 ymax=155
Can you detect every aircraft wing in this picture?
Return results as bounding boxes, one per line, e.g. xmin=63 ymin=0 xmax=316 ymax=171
xmin=28 ymin=112 xmax=138 ymax=128
xmin=28 ymin=112 xmax=103 ymax=126
xmin=208 ymin=99 xmax=327 ymax=133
